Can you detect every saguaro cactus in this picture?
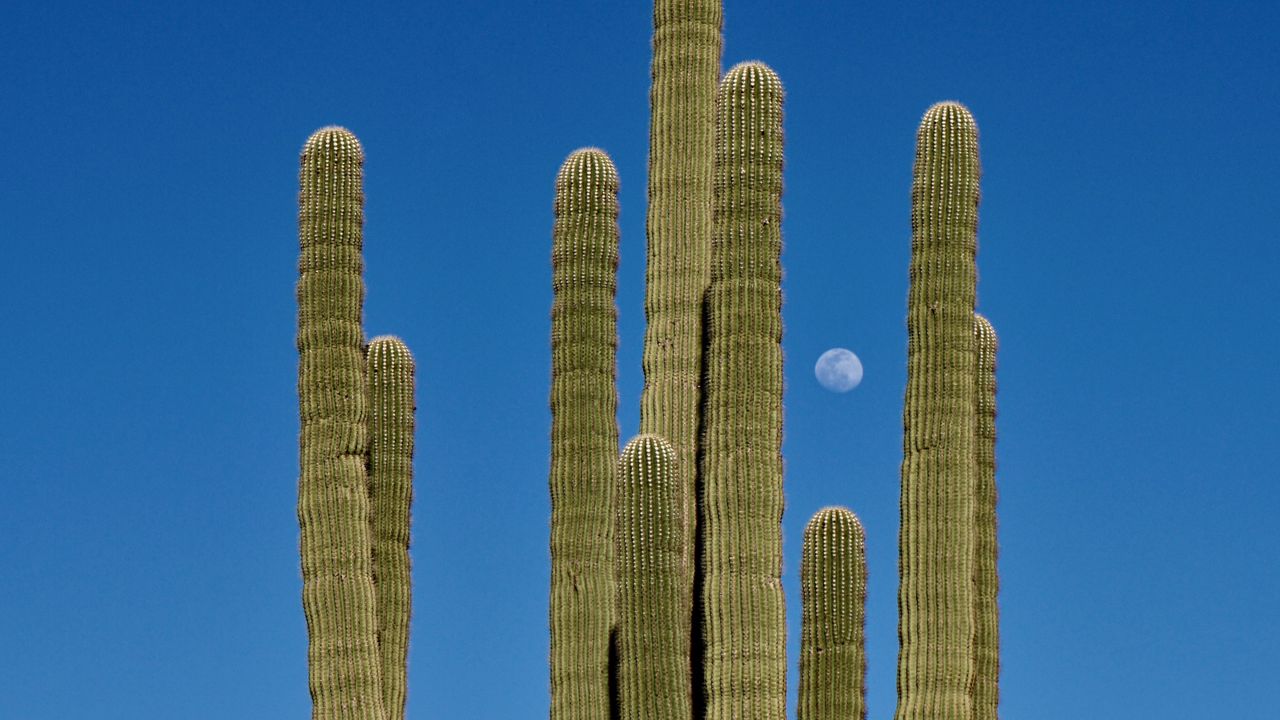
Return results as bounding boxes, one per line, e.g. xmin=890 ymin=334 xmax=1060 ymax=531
xmin=296 ymin=127 xmax=416 ymax=720
xmin=799 ymin=507 xmax=868 ymax=720
xmin=701 ymin=60 xmax=787 ymax=720
xmin=896 ymin=102 xmax=982 ymax=720
xmin=549 ymin=149 xmax=621 ymax=720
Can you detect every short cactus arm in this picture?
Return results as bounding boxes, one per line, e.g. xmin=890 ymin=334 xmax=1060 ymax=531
xmin=973 ymin=314 xmax=1000 ymax=720
xmin=614 ymin=435 xmax=692 ymax=720
xmin=549 ymin=148 xmax=621 ymax=720
xmin=296 ymin=126 xmax=385 ymax=720
xmin=896 ymin=103 xmax=981 ymax=720
xmin=700 ymin=61 xmax=787 ymax=720
xmin=799 ymin=507 xmax=868 ymax=720
xmin=367 ymin=335 xmax=416 ymax=720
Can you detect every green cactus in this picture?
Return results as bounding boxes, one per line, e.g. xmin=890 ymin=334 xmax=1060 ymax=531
xmin=896 ymin=102 xmax=982 ymax=720
xmin=296 ymin=127 xmax=416 ymax=720
xmin=973 ymin=314 xmax=1000 ymax=720
xmin=799 ymin=507 xmax=867 ymax=720
xmin=639 ymin=0 xmax=724 ymax=555
xmin=549 ymin=148 xmax=621 ymax=720
xmin=546 ymin=7 xmax=1002 ymax=720
xmin=701 ymin=60 xmax=787 ymax=720
xmin=367 ymin=336 xmax=416 ymax=720
xmin=614 ymin=435 xmax=692 ymax=720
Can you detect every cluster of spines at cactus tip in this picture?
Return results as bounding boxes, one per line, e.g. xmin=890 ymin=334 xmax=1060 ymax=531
xmin=700 ymin=59 xmax=788 ymax=720
xmin=549 ymin=148 xmax=621 ymax=720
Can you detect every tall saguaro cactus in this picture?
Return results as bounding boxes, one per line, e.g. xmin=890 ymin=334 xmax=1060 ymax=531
xmin=701 ymin=61 xmax=787 ymax=720
xmin=297 ymin=127 xmax=416 ymax=720
xmin=896 ymin=102 xmax=982 ymax=720
xmin=549 ymin=149 xmax=621 ymax=720
xmin=639 ymin=0 xmax=724 ymax=523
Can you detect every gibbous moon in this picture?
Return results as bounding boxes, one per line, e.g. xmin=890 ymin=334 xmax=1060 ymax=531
xmin=815 ymin=348 xmax=863 ymax=393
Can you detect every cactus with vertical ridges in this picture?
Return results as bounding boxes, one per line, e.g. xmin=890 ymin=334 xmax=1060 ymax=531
xmin=701 ymin=60 xmax=787 ymax=720
xmin=639 ymin=0 xmax=724 ymax=556
xmin=973 ymin=314 xmax=1000 ymax=720
xmin=549 ymin=148 xmax=622 ymax=720
xmin=799 ymin=507 xmax=868 ymax=720
xmin=367 ymin=336 xmax=416 ymax=720
xmin=614 ymin=435 xmax=692 ymax=720
xmin=896 ymin=102 xmax=982 ymax=720
xmin=296 ymin=126 xmax=386 ymax=720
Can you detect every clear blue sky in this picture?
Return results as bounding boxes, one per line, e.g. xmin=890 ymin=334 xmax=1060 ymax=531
xmin=2 ymin=1 xmax=1277 ymax=718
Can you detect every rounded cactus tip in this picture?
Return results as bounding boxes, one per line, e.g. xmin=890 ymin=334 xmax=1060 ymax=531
xmin=367 ymin=335 xmax=415 ymax=364
xmin=722 ymin=60 xmax=784 ymax=95
xmin=556 ymin=147 xmax=619 ymax=189
xmin=805 ymin=506 xmax=865 ymax=536
xmin=920 ymin=101 xmax=977 ymax=132
xmin=618 ymin=433 xmax=678 ymax=467
xmin=974 ymin=312 xmax=995 ymax=336
xmin=302 ymin=125 xmax=364 ymax=161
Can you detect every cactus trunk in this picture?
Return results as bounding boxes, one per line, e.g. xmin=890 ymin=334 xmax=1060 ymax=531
xmin=895 ymin=102 xmax=982 ymax=720
xmin=700 ymin=61 xmax=787 ymax=720
xmin=550 ymin=149 xmax=622 ymax=720
xmin=296 ymin=127 xmax=386 ymax=720
xmin=639 ymin=0 xmax=724 ymax=560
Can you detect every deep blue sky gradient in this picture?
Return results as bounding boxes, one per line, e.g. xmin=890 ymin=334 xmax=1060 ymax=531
xmin=2 ymin=1 xmax=1277 ymax=718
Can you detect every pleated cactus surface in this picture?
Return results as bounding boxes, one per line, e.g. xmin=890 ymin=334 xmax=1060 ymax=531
xmin=700 ymin=60 xmax=787 ymax=720
xmin=896 ymin=102 xmax=982 ymax=720
xmin=549 ymin=148 xmax=621 ymax=720
xmin=973 ymin=314 xmax=1000 ymax=720
xmin=799 ymin=507 xmax=868 ymax=720
xmin=614 ymin=435 xmax=692 ymax=720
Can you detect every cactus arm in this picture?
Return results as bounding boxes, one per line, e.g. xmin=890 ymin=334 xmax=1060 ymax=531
xmin=614 ymin=435 xmax=692 ymax=720
xmin=296 ymin=126 xmax=386 ymax=720
xmin=895 ymin=102 xmax=982 ymax=720
xmin=549 ymin=149 xmax=621 ymax=720
xmin=700 ymin=61 xmax=787 ymax=720
xmin=973 ymin=314 xmax=1000 ymax=720
xmin=367 ymin=336 xmax=416 ymax=720
xmin=799 ymin=507 xmax=868 ymax=720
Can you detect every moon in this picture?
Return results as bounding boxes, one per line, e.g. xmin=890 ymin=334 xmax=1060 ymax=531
xmin=815 ymin=348 xmax=863 ymax=393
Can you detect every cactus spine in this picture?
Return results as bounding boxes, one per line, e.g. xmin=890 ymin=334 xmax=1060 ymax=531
xmin=550 ymin=149 xmax=622 ymax=720
xmin=297 ymin=128 xmax=416 ymax=720
xmin=799 ymin=507 xmax=868 ymax=720
xmin=614 ymin=435 xmax=692 ymax=720
xmin=701 ymin=61 xmax=787 ymax=720
xmin=896 ymin=102 xmax=982 ymax=720
xmin=973 ymin=314 xmax=1000 ymax=720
